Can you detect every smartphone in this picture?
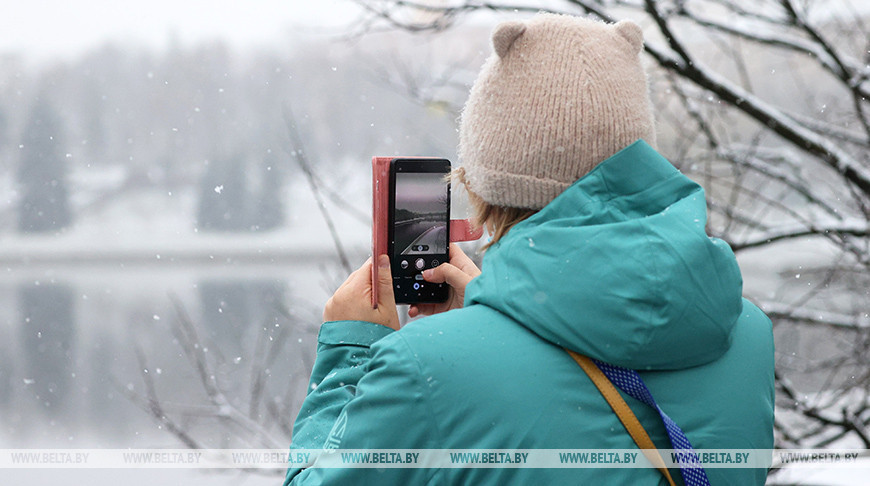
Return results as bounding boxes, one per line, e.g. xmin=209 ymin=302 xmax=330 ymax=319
xmin=387 ymin=158 xmax=451 ymax=304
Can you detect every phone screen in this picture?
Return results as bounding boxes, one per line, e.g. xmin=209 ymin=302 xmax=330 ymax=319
xmin=389 ymin=158 xmax=450 ymax=304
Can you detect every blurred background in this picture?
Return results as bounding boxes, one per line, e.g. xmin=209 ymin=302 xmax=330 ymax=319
xmin=1 ymin=1 xmax=869 ymax=484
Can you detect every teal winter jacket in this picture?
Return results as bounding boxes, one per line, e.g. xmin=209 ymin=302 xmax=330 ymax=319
xmin=283 ymin=140 xmax=775 ymax=485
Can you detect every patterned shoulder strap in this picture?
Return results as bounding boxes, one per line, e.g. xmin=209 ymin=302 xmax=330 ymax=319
xmin=567 ymin=349 xmax=711 ymax=486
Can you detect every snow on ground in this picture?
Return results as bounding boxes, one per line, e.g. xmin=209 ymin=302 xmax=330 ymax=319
xmin=772 ymin=460 xmax=870 ymax=485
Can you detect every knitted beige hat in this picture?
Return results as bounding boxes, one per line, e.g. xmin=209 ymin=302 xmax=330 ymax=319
xmin=458 ymin=13 xmax=656 ymax=210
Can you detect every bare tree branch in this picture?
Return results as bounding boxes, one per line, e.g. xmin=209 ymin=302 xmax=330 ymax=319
xmin=776 ymin=371 xmax=870 ymax=447
xmin=680 ymin=3 xmax=870 ymax=102
xmin=167 ymin=296 xmax=286 ymax=449
xmin=762 ymin=300 xmax=870 ymax=331
xmin=731 ymin=221 xmax=870 ymax=251
xmin=282 ymin=105 xmax=353 ymax=274
xmin=119 ymin=346 xmax=204 ymax=450
xmin=640 ymin=2 xmax=870 ymax=198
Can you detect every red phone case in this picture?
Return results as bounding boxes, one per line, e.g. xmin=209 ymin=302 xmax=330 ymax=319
xmin=371 ymin=156 xmax=483 ymax=308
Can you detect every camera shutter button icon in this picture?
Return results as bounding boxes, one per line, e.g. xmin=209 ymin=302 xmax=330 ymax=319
xmin=415 ymin=258 xmax=425 ymax=270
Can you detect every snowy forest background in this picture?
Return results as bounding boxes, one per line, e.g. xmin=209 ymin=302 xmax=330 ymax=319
xmin=1 ymin=0 xmax=869 ymax=485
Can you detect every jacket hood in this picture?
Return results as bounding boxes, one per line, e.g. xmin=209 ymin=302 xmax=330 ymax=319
xmin=464 ymin=140 xmax=743 ymax=370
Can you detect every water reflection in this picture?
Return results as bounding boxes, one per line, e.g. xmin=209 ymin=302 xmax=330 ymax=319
xmin=19 ymin=283 xmax=76 ymax=413
xmin=198 ymin=279 xmax=287 ymax=358
xmin=0 ymin=264 xmax=328 ymax=449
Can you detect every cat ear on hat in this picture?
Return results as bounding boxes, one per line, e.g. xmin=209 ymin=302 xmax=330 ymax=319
xmin=492 ymin=20 xmax=526 ymax=58
xmin=614 ymin=20 xmax=644 ymax=54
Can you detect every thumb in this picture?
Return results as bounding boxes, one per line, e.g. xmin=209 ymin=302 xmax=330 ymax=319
xmin=376 ymin=255 xmax=396 ymax=307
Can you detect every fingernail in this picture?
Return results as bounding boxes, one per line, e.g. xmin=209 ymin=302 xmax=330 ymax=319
xmin=422 ymin=269 xmax=432 ymax=279
xmin=378 ymin=255 xmax=390 ymax=268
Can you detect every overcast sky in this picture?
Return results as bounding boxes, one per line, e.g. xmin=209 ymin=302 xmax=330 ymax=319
xmin=396 ymin=173 xmax=449 ymax=215
xmin=1 ymin=0 xmax=361 ymax=60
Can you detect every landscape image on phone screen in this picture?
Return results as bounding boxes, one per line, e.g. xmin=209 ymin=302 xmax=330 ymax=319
xmin=393 ymin=172 xmax=448 ymax=256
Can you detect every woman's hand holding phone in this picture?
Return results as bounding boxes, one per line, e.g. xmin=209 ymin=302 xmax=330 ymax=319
xmin=323 ymin=245 xmax=478 ymax=329
xmin=324 ymin=255 xmax=401 ymax=331
xmin=408 ymin=244 xmax=481 ymax=318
